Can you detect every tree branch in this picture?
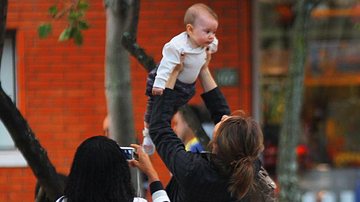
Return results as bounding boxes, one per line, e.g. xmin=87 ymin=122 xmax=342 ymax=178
xmin=127 ymin=0 xmax=140 ymax=40
xmin=0 ymin=86 xmax=64 ymax=202
xmin=122 ymin=32 xmax=157 ymax=72
xmin=1 ymin=1 xmax=63 ymax=201
xmin=121 ymin=0 xmax=156 ymax=72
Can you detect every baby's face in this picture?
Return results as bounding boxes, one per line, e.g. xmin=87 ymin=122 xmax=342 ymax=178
xmin=188 ymin=14 xmax=218 ymax=48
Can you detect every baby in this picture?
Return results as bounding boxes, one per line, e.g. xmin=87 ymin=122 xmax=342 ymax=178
xmin=142 ymin=3 xmax=219 ymax=154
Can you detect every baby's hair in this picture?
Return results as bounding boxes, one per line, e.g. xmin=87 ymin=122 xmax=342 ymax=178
xmin=184 ymin=3 xmax=218 ymax=26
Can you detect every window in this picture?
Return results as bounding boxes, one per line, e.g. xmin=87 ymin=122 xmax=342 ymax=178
xmin=256 ymin=0 xmax=360 ymax=200
xmin=0 ymin=31 xmax=26 ymax=167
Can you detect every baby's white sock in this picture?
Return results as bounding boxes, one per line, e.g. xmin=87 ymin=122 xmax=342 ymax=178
xmin=142 ymin=128 xmax=155 ymax=155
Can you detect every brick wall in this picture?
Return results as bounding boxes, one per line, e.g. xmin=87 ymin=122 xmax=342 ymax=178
xmin=1 ymin=0 xmax=252 ymax=201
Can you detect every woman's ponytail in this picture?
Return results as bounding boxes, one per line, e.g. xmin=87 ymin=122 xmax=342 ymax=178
xmin=228 ymin=156 xmax=256 ymax=199
xmin=211 ymin=111 xmax=265 ymax=200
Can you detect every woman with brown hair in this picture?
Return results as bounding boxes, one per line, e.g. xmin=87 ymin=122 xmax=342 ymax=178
xmin=210 ymin=111 xmax=273 ymax=200
xmin=148 ymin=51 xmax=276 ymax=202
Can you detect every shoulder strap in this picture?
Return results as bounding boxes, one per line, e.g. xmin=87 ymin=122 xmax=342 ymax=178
xmin=258 ymin=167 xmax=277 ymax=190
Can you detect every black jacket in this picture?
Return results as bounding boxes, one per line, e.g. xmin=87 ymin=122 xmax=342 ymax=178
xmin=149 ymin=87 xmax=236 ymax=202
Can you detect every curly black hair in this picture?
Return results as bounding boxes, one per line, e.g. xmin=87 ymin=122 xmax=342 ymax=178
xmin=64 ymin=136 xmax=134 ymax=202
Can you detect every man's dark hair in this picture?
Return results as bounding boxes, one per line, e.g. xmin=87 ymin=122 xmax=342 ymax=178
xmin=188 ymin=104 xmax=212 ymax=124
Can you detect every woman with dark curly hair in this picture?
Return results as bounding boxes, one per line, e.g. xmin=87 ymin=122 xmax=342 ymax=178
xmin=56 ymin=135 xmax=169 ymax=202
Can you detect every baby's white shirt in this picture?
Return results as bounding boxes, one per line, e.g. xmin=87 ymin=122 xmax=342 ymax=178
xmin=153 ymin=32 xmax=218 ymax=89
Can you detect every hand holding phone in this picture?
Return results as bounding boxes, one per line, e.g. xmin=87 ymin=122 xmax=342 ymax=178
xmin=120 ymin=147 xmax=135 ymax=160
xmin=128 ymin=144 xmax=159 ymax=183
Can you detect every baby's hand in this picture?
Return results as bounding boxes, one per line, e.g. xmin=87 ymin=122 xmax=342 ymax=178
xmin=152 ymin=87 xmax=164 ymax=96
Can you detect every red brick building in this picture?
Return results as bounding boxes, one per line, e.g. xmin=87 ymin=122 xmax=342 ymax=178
xmin=1 ymin=1 xmax=252 ymax=201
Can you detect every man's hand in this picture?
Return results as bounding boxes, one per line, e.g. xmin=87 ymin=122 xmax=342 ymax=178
xmin=152 ymin=87 xmax=164 ymax=96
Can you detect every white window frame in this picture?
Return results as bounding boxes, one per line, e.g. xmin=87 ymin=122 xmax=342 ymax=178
xmin=0 ymin=31 xmax=27 ymax=167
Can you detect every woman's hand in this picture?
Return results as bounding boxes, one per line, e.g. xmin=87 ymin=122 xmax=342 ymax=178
xmin=165 ymin=53 xmax=185 ymax=89
xmin=199 ymin=49 xmax=217 ymax=92
xmin=128 ymin=144 xmax=159 ymax=183
xmin=202 ymin=48 xmax=212 ymax=72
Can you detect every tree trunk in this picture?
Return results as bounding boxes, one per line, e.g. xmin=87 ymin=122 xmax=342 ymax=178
xmin=0 ymin=1 xmax=64 ymax=201
xmin=104 ymin=0 xmax=136 ymax=146
xmin=277 ymin=1 xmax=316 ymax=201
xmin=104 ymin=0 xmax=141 ymax=193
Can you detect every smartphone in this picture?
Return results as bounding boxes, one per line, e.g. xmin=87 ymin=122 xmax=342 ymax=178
xmin=120 ymin=147 xmax=135 ymax=160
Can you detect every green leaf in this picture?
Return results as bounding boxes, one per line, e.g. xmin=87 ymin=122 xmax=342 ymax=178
xmin=68 ymin=10 xmax=83 ymax=21
xmin=73 ymin=29 xmax=83 ymax=46
xmin=78 ymin=20 xmax=89 ymax=30
xmin=71 ymin=27 xmax=80 ymax=38
xmin=78 ymin=1 xmax=89 ymax=11
xmin=38 ymin=23 xmax=52 ymax=38
xmin=58 ymin=27 xmax=72 ymax=41
xmin=48 ymin=6 xmax=58 ymax=17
